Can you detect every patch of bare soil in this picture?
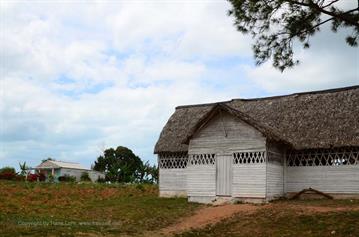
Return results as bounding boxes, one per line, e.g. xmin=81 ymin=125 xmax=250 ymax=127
xmin=144 ymin=202 xmax=359 ymax=237
xmin=159 ymin=204 xmax=260 ymax=236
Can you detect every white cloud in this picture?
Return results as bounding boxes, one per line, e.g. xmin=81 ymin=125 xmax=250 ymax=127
xmin=244 ymin=25 xmax=359 ymax=94
xmin=0 ymin=0 xmax=357 ymax=170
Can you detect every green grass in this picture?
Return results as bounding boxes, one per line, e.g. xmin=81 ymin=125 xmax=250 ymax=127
xmin=177 ymin=200 xmax=359 ymax=237
xmin=2 ymin=181 xmax=359 ymax=237
xmin=271 ymin=198 xmax=359 ymax=207
xmin=0 ymin=181 xmax=200 ymax=237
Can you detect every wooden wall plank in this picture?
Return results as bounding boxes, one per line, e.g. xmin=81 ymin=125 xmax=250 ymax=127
xmin=232 ymin=164 xmax=266 ymax=198
xmin=286 ymin=166 xmax=359 ymax=193
xmin=159 ymin=168 xmax=187 ymax=192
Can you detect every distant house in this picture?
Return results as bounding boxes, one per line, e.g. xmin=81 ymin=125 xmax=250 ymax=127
xmin=35 ymin=160 xmax=105 ymax=182
xmin=154 ymin=86 xmax=359 ymax=203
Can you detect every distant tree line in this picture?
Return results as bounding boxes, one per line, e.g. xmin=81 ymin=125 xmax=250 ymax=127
xmin=93 ymin=146 xmax=158 ymax=184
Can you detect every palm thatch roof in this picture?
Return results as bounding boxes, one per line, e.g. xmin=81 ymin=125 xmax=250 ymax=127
xmin=154 ymin=86 xmax=359 ymax=154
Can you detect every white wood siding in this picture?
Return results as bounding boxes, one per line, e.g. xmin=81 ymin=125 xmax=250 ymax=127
xmin=188 ymin=111 xmax=267 ymax=199
xmin=266 ymin=142 xmax=285 ymax=198
xmin=216 ymin=155 xmax=232 ymax=196
xmin=187 ymin=165 xmax=216 ymax=197
xmin=286 ymin=166 xmax=359 ymax=193
xmin=232 ymin=164 xmax=266 ymax=198
xmin=266 ymin=163 xmax=284 ymax=198
xmin=189 ymin=112 xmax=266 ymax=155
xmin=159 ymin=168 xmax=187 ymax=192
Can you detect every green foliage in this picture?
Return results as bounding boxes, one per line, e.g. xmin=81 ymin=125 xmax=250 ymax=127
xmin=18 ymin=162 xmax=28 ymax=176
xmin=41 ymin=157 xmax=54 ymax=163
xmin=96 ymin=177 xmax=106 ymax=183
xmin=93 ymin=146 xmax=156 ymax=183
xmin=227 ymin=0 xmax=359 ymax=71
xmin=0 ymin=167 xmax=16 ymax=175
xmin=47 ymin=174 xmax=55 ymax=183
xmin=140 ymin=161 xmax=159 ymax=184
xmin=80 ymin=172 xmax=91 ymax=182
xmin=58 ymin=175 xmax=76 ymax=182
xmin=0 ymin=167 xmax=17 ymax=180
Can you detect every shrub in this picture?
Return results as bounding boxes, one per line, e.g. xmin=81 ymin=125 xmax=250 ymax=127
xmin=0 ymin=167 xmax=16 ymax=174
xmin=27 ymin=173 xmax=38 ymax=182
xmin=0 ymin=167 xmax=17 ymax=180
xmin=47 ymin=174 xmax=55 ymax=183
xmin=26 ymin=173 xmax=46 ymax=182
xmin=58 ymin=175 xmax=76 ymax=182
xmin=97 ymin=177 xmax=106 ymax=183
xmin=38 ymin=173 xmax=46 ymax=182
xmin=0 ymin=172 xmax=17 ymax=180
xmin=80 ymin=172 xmax=91 ymax=182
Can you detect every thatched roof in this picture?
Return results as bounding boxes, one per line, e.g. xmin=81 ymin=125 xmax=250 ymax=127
xmin=182 ymin=103 xmax=291 ymax=147
xmin=154 ymin=86 xmax=359 ymax=154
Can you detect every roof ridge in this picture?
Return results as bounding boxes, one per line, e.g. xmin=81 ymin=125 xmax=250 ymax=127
xmin=51 ymin=160 xmax=80 ymax=164
xmin=175 ymin=85 xmax=359 ymax=109
xmin=237 ymin=85 xmax=359 ymax=102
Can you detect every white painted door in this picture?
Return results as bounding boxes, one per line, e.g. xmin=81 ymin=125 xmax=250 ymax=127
xmin=216 ymin=154 xmax=232 ymax=196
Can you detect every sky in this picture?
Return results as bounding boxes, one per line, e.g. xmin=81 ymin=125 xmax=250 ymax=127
xmin=0 ymin=0 xmax=358 ymax=170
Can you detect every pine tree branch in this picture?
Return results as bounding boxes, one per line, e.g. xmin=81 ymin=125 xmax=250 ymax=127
xmin=322 ymin=0 xmax=340 ymax=9
xmin=289 ymin=0 xmax=359 ymax=27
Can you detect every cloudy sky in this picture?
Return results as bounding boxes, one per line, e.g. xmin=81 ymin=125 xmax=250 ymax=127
xmin=1 ymin=0 xmax=358 ymax=170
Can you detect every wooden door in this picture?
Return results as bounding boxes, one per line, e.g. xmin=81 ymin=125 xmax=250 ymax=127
xmin=216 ymin=154 xmax=232 ymax=196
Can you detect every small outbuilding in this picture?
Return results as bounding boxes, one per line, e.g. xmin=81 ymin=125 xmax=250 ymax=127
xmin=154 ymin=86 xmax=359 ymax=203
xmin=35 ymin=160 xmax=105 ymax=182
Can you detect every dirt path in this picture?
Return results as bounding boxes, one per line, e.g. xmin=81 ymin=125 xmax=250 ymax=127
xmin=143 ymin=202 xmax=359 ymax=237
xmin=156 ymin=204 xmax=260 ymax=236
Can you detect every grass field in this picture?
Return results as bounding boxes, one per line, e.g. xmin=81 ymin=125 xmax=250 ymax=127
xmin=177 ymin=199 xmax=359 ymax=237
xmin=1 ymin=181 xmax=359 ymax=237
xmin=0 ymin=181 xmax=200 ymax=237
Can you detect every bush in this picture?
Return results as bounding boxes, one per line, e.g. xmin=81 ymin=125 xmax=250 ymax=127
xmin=0 ymin=167 xmax=17 ymax=180
xmin=80 ymin=172 xmax=91 ymax=182
xmin=37 ymin=173 xmax=46 ymax=182
xmin=0 ymin=167 xmax=16 ymax=174
xmin=47 ymin=174 xmax=55 ymax=183
xmin=0 ymin=172 xmax=17 ymax=180
xmin=58 ymin=175 xmax=76 ymax=182
xmin=97 ymin=177 xmax=106 ymax=183
xmin=26 ymin=173 xmax=46 ymax=182
xmin=27 ymin=173 xmax=38 ymax=182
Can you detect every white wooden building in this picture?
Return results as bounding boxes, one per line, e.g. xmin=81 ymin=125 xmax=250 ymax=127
xmin=154 ymin=86 xmax=359 ymax=203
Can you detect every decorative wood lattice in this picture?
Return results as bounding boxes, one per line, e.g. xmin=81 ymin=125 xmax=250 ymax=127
xmin=158 ymin=153 xmax=188 ymax=169
xmin=233 ymin=151 xmax=266 ymax=165
xmin=189 ymin=154 xmax=216 ymax=166
xmin=287 ymin=147 xmax=359 ymax=167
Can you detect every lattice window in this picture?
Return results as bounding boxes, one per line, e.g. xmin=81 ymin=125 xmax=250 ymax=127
xmin=287 ymin=147 xmax=359 ymax=167
xmin=188 ymin=154 xmax=216 ymax=166
xmin=267 ymin=151 xmax=283 ymax=164
xmin=159 ymin=153 xmax=188 ymax=169
xmin=233 ymin=151 xmax=266 ymax=165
